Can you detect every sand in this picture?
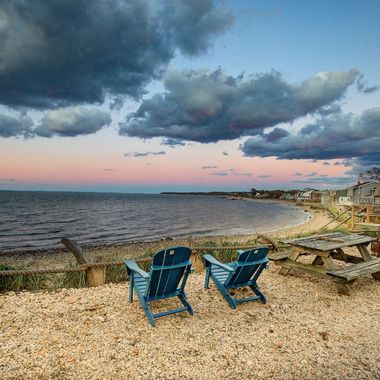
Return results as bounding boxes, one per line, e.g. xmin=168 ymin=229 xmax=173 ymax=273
xmin=1 ymin=267 xmax=380 ymax=379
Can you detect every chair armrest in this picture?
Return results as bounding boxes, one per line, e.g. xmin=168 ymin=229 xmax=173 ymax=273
xmin=124 ymin=259 xmax=150 ymax=279
xmin=203 ymin=254 xmax=234 ymax=272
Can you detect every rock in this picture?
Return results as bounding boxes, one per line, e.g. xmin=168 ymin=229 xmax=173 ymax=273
xmin=245 ymin=311 xmax=257 ymax=318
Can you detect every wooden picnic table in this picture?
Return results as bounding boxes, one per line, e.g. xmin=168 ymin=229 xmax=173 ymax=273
xmin=271 ymin=232 xmax=380 ymax=294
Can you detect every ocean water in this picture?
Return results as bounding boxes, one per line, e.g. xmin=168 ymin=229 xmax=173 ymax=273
xmin=0 ymin=191 xmax=309 ymax=252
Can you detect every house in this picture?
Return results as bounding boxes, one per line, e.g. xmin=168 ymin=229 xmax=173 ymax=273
xmin=297 ymin=189 xmax=322 ymax=203
xmin=336 ymin=189 xmax=352 ymax=206
xmin=321 ymin=191 xmax=330 ymax=208
xmin=280 ymin=192 xmax=297 ymax=200
xmin=373 ymin=183 xmax=380 ymax=205
xmin=347 ymin=181 xmax=379 ymax=205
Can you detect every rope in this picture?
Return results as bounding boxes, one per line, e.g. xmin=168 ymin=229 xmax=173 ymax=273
xmin=0 ymin=245 xmax=273 ymax=277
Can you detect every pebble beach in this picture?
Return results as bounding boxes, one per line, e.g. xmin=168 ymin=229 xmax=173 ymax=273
xmin=1 ymin=268 xmax=380 ymax=379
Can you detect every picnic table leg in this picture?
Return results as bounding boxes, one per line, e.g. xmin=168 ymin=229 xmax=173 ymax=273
xmin=322 ymin=255 xmax=350 ymax=295
xmin=279 ymin=249 xmax=300 ymax=276
xmin=311 ymin=256 xmax=323 ymax=266
xmin=321 ymin=256 xmax=336 ymax=271
xmin=333 ymin=280 xmax=350 ymax=295
xmin=357 ymin=244 xmax=380 ymax=280
xmin=335 ymin=248 xmax=349 ymax=262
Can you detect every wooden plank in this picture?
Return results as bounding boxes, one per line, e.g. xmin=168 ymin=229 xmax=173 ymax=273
xmin=357 ymin=243 xmax=373 ymax=262
xmin=322 ymin=256 xmax=337 ymax=271
xmin=330 ymin=251 xmax=363 ymax=264
xmin=288 ymin=245 xmax=333 ymax=257
xmin=355 ymin=222 xmax=380 ymax=228
xmin=279 ymin=249 xmax=300 ymax=276
xmin=328 ymin=259 xmax=380 ymax=281
xmin=274 ymin=259 xmax=331 ymax=278
xmin=268 ymin=250 xmax=292 ymax=261
xmin=284 ymin=233 xmax=376 ymax=251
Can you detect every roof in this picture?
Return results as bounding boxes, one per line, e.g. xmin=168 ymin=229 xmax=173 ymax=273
xmin=348 ymin=181 xmax=379 ymax=190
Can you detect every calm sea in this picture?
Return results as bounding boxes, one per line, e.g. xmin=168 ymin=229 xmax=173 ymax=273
xmin=0 ymin=191 xmax=309 ymax=253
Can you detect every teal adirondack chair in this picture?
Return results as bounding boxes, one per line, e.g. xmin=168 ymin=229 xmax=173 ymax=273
xmin=125 ymin=247 xmax=194 ymax=326
xmin=203 ymin=247 xmax=269 ymax=309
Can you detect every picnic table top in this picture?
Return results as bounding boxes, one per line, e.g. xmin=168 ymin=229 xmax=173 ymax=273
xmin=283 ymin=232 xmax=377 ymax=252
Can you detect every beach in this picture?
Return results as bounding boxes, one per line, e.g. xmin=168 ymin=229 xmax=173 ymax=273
xmin=1 ymin=266 xmax=379 ymax=379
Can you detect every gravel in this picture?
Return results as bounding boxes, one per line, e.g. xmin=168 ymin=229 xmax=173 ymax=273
xmin=1 ymin=267 xmax=380 ymax=379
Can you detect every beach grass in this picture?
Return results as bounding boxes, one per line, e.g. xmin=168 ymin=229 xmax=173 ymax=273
xmin=0 ymin=227 xmax=353 ymax=292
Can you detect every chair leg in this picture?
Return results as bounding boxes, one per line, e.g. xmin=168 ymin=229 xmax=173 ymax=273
xmin=204 ymin=266 xmax=211 ymax=289
xmin=250 ymin=283 xmax=266 ymax=304
xmin=178 ymin=291 xmax=194 ymax=316
xmin=134 ymin=288 xmax=155 ymax=326
xmin=129 ymin=280 xmax=134 ymax=303
xmin=141 ymin=299 xmax=155 ymax=327
xmin=212 ymin=278 xmax=237 ymax=309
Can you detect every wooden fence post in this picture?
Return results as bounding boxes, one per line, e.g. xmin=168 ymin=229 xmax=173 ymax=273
xmin=190 ymin=250 xmax=205 ymax=272
xmin=351 ymin=206 xmax=356 ymax=230
xmin=61 ymin=237 xmax=105 ymax=287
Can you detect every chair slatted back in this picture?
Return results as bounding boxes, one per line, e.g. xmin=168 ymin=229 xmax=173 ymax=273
xmin=226 ymin=247 xmax=269 ymax=286
xmin=148 ymin=247 xmax=191 ymax=297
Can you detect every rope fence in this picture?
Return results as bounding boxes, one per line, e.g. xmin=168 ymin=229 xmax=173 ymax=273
xmin=0 ymin=245 xmax=276 ymax=277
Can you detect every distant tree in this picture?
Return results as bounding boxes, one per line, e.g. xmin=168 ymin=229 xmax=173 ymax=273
xmin=358 ymin=167 xmax=380 ymax=183
xmin=250 ymin=188 xmax=257 ymax=195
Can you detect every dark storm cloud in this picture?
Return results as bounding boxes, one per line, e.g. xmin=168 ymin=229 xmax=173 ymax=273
xmin=323 ymin=161 xmax=330 ymax=166
xmin=124 ymin=151 xmax=166 ymax=157
xmin=263 ymin=127 xmax=289 ymax=142
xmin=120 ymin=68 xmax=358 ymax=143
xmin=345 ymin=154 xmax=380 ymax=175
xmin=242 ymin=108 xmax=380 ymax=165
xmin=202 ymin=165 xmax=218 ymax=169
xmin=0 ymin=113 xmax=33 ymax=138
xmin=294 ymin=172 xmax=303 ymax=176
xmin=161 ymin=138 xmax=186 ymax=147
xmin=0 ymin=0 xmax=232 ymax=109
xmin=34 ymin=107 xmax=111 ymax=137
xmin=257 ymin=174 xmax=272 ymax=178
xmin=222 ymin=151 xmax=229 ymax=155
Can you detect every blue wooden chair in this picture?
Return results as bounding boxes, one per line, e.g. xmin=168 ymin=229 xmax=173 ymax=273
xmin=203 ymin=247 xmax=269 ymax=309
xmin=125 ymin=246 xmax=194 ymax=326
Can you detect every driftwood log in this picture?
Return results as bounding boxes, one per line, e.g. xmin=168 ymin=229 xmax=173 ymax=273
xmin=61 ymin=237 xmax=106 ymax=287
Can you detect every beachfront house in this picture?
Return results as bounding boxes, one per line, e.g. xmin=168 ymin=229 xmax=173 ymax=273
xmin=321 ymin=191 xmax=331 ymax=208
xmin=336 ymin=189 xmax=352 ymax=206
xmin=348 ymin=181 xmax=379 ymax=205
xmin=280 ymin=192 xmax=297 ymax=200
xmin=297 ymin=189 xmax=322 ymax=203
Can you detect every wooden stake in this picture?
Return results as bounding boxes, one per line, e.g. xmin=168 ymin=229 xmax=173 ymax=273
xmin=351 ymin=206 xmax=356 ymax=230
xmin=61 ymin=237 xmax=105 ymax=287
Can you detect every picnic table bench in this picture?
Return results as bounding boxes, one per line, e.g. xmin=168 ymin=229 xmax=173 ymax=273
xmin=271 ymin=232 xmax=380 ymax=294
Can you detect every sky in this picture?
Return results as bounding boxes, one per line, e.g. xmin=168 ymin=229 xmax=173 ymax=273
xmin=0 ymin=0 xmax=379 ymax=193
